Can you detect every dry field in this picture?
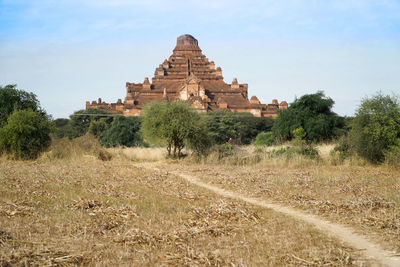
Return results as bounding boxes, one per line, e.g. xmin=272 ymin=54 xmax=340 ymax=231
xmin=0 ymin=155 xmax=375 ymax=266
xmin=160 ymin=159 xmax=400 ymax=255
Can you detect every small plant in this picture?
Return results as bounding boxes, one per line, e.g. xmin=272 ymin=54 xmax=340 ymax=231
xmin=97 ymin=149 xmax=112 ymax=161
xmin=217 ymin=143 xmax=234 ymax=159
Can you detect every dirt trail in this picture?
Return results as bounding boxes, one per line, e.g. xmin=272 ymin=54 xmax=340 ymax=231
xmin=139 ymin=163 xmax=400 ymax=267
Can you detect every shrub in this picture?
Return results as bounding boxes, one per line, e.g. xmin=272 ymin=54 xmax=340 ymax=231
xmin=0 ymin=110 xmax=54 ymax=159
xmin=0 ymin=84 xmax=42 ymax=127
xmin=254 ymin=132 xmax=274 ymax=147
xmin=205 ymin=110 xmax=242 ymax=144
xmin=272 ymin=91 xmax=346 ymax=142
xmin=384 ymin=143 xmax=400 ymax=166
xmin=236 ymin=114 xmax=274 ymax=144
xmin=53 ymin=118 xmax=71 ymax=139
xmin=68 ymin=108 xmax=113 ymax=138
xmin=100 ymin=116 xmax=143 ymax=147
xmin=186 ymin=118 xmax=212 ymax=156
xmin=351 ymin=93 xmax=400 ymax=163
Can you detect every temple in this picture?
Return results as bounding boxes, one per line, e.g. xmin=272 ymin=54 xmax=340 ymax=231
xmin=86 ymin=34 xmax=287 ymax=117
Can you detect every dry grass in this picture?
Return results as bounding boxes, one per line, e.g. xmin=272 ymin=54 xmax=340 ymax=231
xmin=0 ymin=156 xmax=371 ymax=266
xmin=108 ymin=146 xmax=166 ymax=161
xmin=163 ymin=161 xmax=400 ymax=253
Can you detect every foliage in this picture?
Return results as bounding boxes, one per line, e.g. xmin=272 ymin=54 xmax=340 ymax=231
xmin=331 ymin=135 xmax=353 ymax=163
xmin=272 ymin=91 xmax=346 ymax=142
xmin=53 ymin=118 xmax=71 ymax=139
xmin=68 ymin=108 xmax=113 ymax=138
xmin=205 ymin=110 xmax=242 ymax=144
xmin=89 ymin=118 xmax=109 ymax=139
xmin=100 ymin=116 xmax=144 ymax=147
xmin=186 ymin=118 xmax=213 ymax=156
xmin=236 ymin=114 xmax=274 ymax=144
xmin=142 ymin=101 xmax=210 ymax=157
xmin=0 ymin=84 xmax=43 ymax=127
xmin=351 ymin=93 xmax=400 ymax=163
xmin=384 ymin=144 xmax=400 ymax=166
xmin=254 ymin=132 xmax=274 ymax=147
xmin=0 ymin=110 xmax=54 ymax=159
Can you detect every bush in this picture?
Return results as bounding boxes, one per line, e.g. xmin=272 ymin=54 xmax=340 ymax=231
xmin=254 ymin=132 xmax=274 ymax=147
xmin=0 ymin=84 xmax=43 ymax=127
xmin=0 ymin=110 xmax=54 ymax=159
xmin=384 ymin=144 xmax=400 ymax=166
xmin=205 ymin=110 xmax=242 ymax=144
xmin=351 ymin=93 xmax=400 ymax=163
xmin=53 ymin=118 xmax=71 ymax=139
xmin=272 ymin=91 xmax=346 ymax=142
xmin=236 ymin=114 xmax=274 ymax=144
xmin=68 ymin=108 xmax=113 ymax=138
xmin=100 ymin=116 xmax=144 ymax=147
xmin=268 ymin=145 xmax=318 ymax=160
xmin=186 ymin=118 xmax=212 ymax=156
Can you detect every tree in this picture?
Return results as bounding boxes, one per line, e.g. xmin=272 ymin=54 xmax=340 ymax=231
xmin=0 ymin=84 xmax=42 ymax=127
xmin=0 ymin=110 xmax=54 ymax=159
xmin=142 ymin=101 xmax=209 ymax=157
xmin=53 ymin=118 xmax=71 ymax=139
xmin=205 ymin=110 xmax=242 ymax=144
xmin=236 ymin=114 xmax=274 ymax=144
xmin=68 ymin=108 xmax=113 ymax=138
xmin=351 ymin=93 xmax=400 ymax=163
xmin=272 ymin=91 xmax=346 ymax=142
xmin=100 ymin=116 xmax=143 ymax=147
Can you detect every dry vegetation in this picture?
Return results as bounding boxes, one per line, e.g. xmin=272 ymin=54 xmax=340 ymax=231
xmin=162 ymin=151 xmax=400 ymax=254
xmin=2 ymin=140 xmax=398 ymax=265
xmin=0 ymin=149 xmax=374 ymax=266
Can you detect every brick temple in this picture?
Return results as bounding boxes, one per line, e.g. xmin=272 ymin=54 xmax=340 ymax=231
xmin=86 ymin=34 xmax=287 ymax=117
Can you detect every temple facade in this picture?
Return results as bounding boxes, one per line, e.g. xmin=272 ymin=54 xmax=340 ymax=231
xmin=86 ymin=34 xmax=287 ymax=117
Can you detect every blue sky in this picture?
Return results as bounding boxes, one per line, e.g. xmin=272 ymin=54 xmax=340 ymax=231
xmin=1 ymin=0 xmax=400 ymax=118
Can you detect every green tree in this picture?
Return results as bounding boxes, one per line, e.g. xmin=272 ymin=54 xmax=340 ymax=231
xmin=89 ymin=118 xmax=109 ymax=139
xmin=205 ymin=110 xmax=242 ymax=144
xmin=68 ymin=108 xmax=113 ymax=138
xmin=0 ymin=110 xmax=54 ymax=159
xmin=100 ymin=116 xmax=143 ymax=147
xmin=272 ymin=91 xmax=346 ymax=142
xmin=186 ymin=118 xmax=212 ymax=156
xmin=236 ymin=113 xmax=274 ymax=144
xmin=351 ymin=93 xmax=400 ymax=163
xmin=0 ymin=84 xmax=42 ymax=127
xmin=142 ymin=101 xmax=209 ymax=157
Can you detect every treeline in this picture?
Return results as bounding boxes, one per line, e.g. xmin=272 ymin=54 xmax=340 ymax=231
xmin=1 ymin=84 xmax=399 ymax=165
xmin=55 ymin=104 xmax=275 ymax=155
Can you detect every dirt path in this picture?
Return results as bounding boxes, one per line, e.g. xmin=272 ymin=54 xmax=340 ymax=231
xmin=140 ymin=163 xmax=400 ymax=267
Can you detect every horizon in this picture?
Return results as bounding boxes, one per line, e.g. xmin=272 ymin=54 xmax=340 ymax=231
xmin=1 ymin=0 xmax=399 ymax=119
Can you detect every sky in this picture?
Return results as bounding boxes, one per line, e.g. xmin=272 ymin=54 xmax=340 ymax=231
xmin=1 ymin=0 xmax=399 ymax=118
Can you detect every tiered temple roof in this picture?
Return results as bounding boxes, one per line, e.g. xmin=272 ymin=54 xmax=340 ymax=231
xmin=86 ymin=34 xmax=287 ymax=117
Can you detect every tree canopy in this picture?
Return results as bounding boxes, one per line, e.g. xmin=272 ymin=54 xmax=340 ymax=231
xmin=0 ymin=84 xmax=42 ymax=127
xmin=0 ymin=110 xmax=54 ymax=159
xmin=142 ymin=101 xmax=209 ymax=157
xmin=205 ymin=110 xmax=242 ymax=144
xmin=68 ymin=108 xmax=113 ymax=138
xmin=351 ymin=93 xmax=400 ymax=163
xmin=272 ymin=91 xmax=346 ymax=142
xmin=100 ymin=116 xmax=143 ymax=147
